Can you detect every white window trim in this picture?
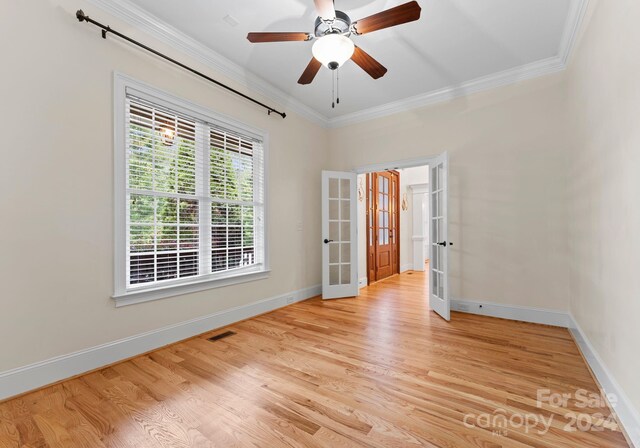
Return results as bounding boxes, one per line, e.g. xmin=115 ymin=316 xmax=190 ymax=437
xmin=113 ymin=72 xmax=270 ymax=307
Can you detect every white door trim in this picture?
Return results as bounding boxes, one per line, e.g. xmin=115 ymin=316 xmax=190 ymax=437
xmin=353 ymin=156 xmax=439 ymax=175
xmin=352 ymin=153 xmax=447 ymax=307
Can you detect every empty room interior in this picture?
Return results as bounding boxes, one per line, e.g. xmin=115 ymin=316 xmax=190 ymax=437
xmin=2 ymin=0 xmax=640 ymax=447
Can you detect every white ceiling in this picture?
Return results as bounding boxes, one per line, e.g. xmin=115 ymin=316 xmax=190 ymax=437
xmin=104 ymin=0 xmax=583 ymax=124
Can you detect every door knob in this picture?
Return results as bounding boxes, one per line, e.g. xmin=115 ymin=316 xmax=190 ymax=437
xmin=436 ymin=241 xmax=448 ymax=247
xmin=323 ymin=239 xmax=334 ymax=244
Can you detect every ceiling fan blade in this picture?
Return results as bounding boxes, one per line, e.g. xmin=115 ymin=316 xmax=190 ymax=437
xmin=247 ymin=32 xmax=312 ymax=43
xmin=298 ymin=58 xmax=323 ymax=84
xmin=314 ymin=0 xmax=336 ymax=20
xmin=351 ymin=46 xmax=387 ymax=79
xmin=352 ymin=1 xmax=422 ymax=35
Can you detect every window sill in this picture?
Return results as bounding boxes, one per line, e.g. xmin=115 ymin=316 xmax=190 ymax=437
xmin=112 ymin=269 xmax=271 ymax=307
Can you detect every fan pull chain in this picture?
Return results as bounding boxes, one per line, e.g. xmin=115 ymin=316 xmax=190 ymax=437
xmin=332 ymin=69 xmax=336 ymax=109
xmin=337 ymin=68 xmax=340 ymax=105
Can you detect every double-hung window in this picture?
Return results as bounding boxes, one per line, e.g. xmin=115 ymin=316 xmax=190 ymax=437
xmin=114 ymin=75 xmax=268 ymax=305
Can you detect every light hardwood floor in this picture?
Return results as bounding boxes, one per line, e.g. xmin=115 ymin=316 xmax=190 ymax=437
xmin=0 ymin=271 xmax=629 ymax=447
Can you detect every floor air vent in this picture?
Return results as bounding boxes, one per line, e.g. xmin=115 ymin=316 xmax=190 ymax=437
xmin=208 ymin=330 xmax=236 ymax=341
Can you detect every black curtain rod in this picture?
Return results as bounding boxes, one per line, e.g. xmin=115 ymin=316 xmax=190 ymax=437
xmin=75 ymin=9 xmax=286 ymax=119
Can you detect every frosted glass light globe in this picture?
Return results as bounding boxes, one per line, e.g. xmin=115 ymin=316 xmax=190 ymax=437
xmin=312 ymin=34 xmax=355 ymax=69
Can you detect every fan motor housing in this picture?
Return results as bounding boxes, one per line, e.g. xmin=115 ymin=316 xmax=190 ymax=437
xmin=314 ymin=10 xmax=352 ymax=37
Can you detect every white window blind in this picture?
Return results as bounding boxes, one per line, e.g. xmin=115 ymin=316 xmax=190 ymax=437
xmin=125 ymin=95 xmax=265 ymax=291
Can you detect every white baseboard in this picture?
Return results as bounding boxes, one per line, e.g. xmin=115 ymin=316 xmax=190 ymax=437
xmin=0 ymin=284 xmax=321 ymax=401
xmin=358 ymin=277 xmax=368 ymax=288
xmin=569 ymin=315 xmax=640 ymax=448
xmin=451 ymin=299 xmax=638 ymax=446
xmin=400 ymin=264 xmax=413 ymax=273
xmin=451 ymin=299 xmax=571 ymax=327
xmin=2 ymin=290 xmax=636 ymax=448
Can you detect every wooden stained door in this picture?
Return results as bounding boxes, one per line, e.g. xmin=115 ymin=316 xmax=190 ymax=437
xmin=366 ymin=171 xmax=400 ymax=284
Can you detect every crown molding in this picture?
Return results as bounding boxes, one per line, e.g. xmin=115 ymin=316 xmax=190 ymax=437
xmin=326 ymin=55 xmax=567 ymax=127
xmin=87 ymin=0 xmax=588 ymax=129
xmin=86 ymin=0 xmax=329 ymax=127
xmin=558 ymin=0 xmax=590 ymax=66
xmin=327 ymin=0 xmax=589 ymax=128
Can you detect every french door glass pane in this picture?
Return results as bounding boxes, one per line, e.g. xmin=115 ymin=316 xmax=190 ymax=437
xmin=340 ymin=179 xmax=350 ymax=199
xmin=329 ymin=178 xmax=339 ymax=199
xmin=330 ymin=264 xmax=339 ymax=285
xmin=340 ymin=200 xmax=350 ymax=220
xmin=341 ymin=243 xmax=351 ymax=263
xmin=340 ymin=264 xmax=351 ymax=285
xmin=329 ymin=244 xmax=339 ymax=263
xmin=340 ymin=222 xmax=350 ymax=242
xmin=330 ymin=222 xmax=339 ymax=241
xmin=329 ymin=200 xmax=339 ymax=220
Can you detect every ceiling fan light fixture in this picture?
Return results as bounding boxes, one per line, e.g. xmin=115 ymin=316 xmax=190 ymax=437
xmin=312 ymin=34 xmax=354 ymax=69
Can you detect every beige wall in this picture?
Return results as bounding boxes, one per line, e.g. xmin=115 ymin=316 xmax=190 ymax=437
xmin=329 ymin=75 xmax=571 ymax=311
xmin=566 ymin=0 xmax=640 ymax=413
xmin=0 ymin=0 xmax=328 ymax=372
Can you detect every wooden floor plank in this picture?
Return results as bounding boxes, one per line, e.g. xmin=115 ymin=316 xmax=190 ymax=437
xmin=0 ymin=271 xmax=630 ymax=447
xmin=0 ymin=405 xmax=19 ymax=448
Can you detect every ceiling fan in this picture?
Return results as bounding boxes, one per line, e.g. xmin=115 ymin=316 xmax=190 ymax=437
xmin=246 ymin=0 xmax=422 ymax=85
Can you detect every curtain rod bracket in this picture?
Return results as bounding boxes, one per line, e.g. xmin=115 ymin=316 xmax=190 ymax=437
xmin=75 ymin=9 xmax=287 ymax=119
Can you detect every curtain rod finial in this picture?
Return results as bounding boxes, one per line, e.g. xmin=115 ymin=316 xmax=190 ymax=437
xmin=76 ymin=10 xmax=87 ymax=22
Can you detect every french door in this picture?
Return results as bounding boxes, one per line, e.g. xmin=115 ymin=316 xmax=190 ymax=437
xmin=321 ymin=171 xmax=358 ymax=299
xmin=429 ymin=153 xmax=450 ymax=320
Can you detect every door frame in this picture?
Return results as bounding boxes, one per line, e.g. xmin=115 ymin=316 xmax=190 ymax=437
xmin=353 ymin=153 xmax=447 ymax=294
xmin=366 ymin=171 xmax=401 ymax=285
xmin=353 ymin=156 xmax=440 ymax=175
